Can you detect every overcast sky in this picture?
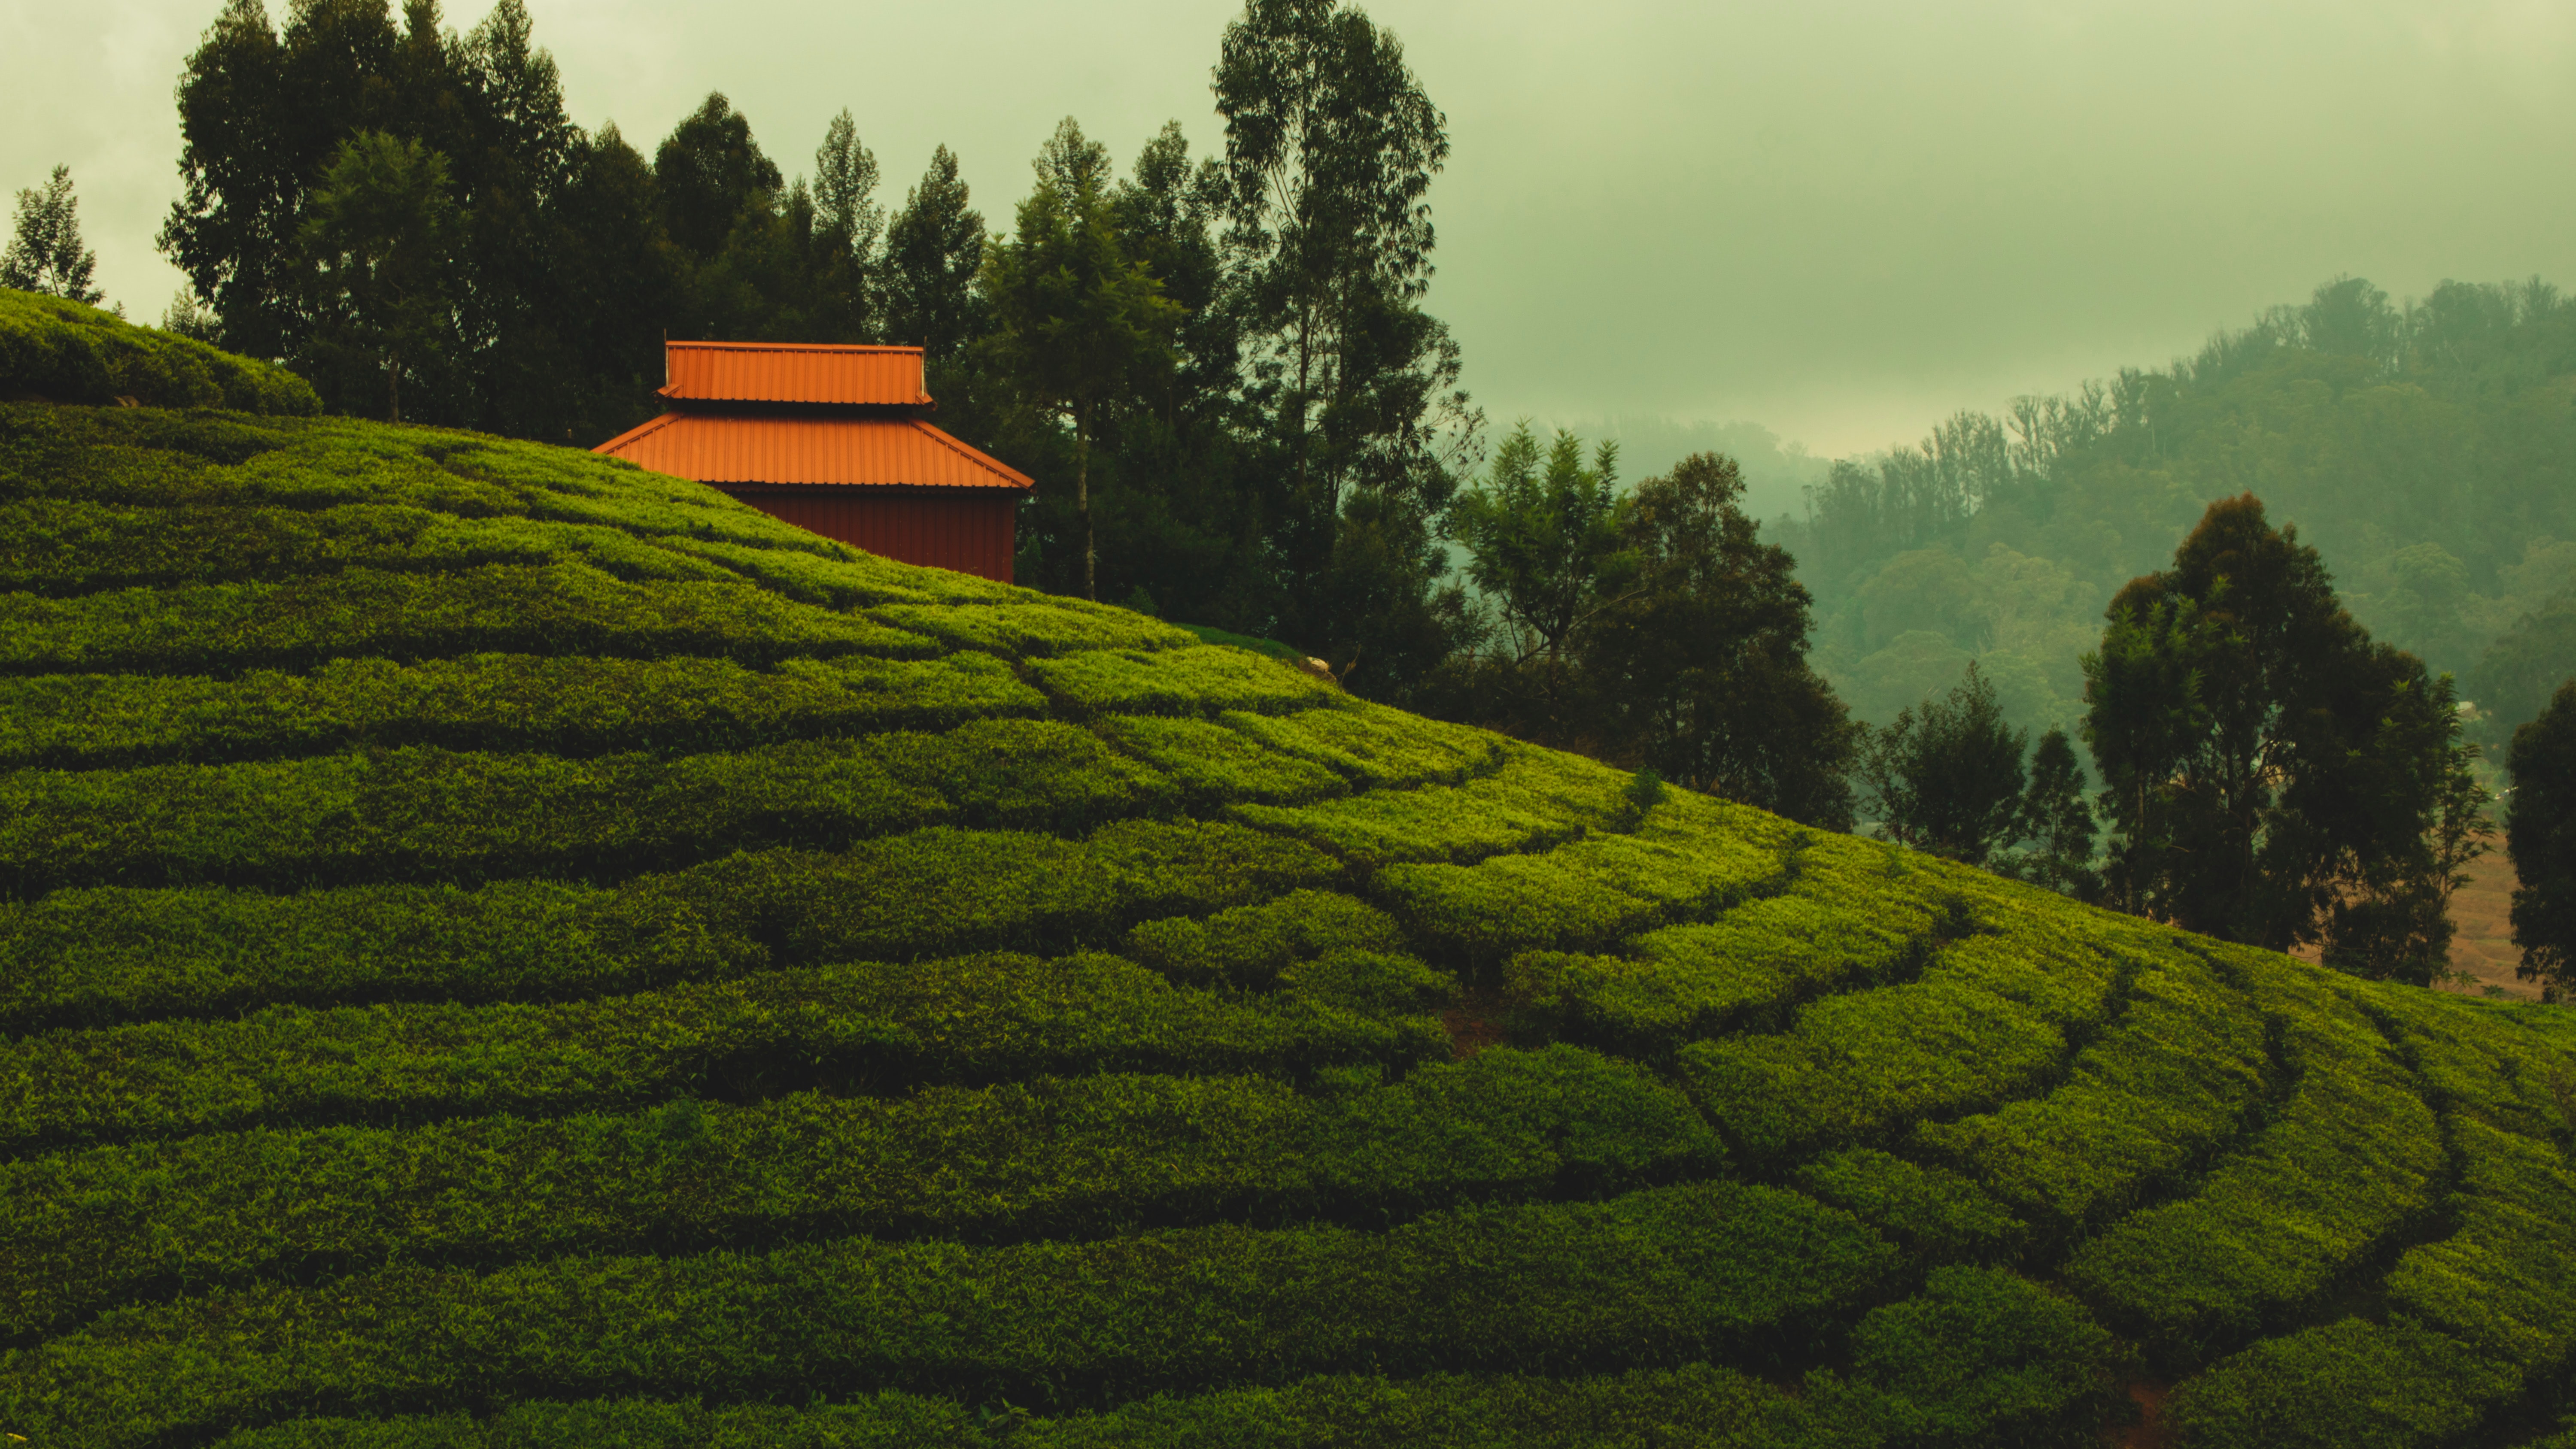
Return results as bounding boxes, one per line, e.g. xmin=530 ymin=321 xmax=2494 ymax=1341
xmin=11 ymin=0 xmax=2576 ymax=467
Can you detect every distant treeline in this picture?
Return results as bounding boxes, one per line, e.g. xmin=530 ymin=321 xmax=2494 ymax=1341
xmin=1776 ymin=276 xmax=2576 ymax=746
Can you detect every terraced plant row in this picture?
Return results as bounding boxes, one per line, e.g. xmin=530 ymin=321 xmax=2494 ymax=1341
xmin=3 ymin=308 xmax=2575 ymax=1448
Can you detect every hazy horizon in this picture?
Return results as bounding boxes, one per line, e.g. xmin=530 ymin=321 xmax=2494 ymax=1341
xmin=10 ymin=0 xmax=2574 ymax=464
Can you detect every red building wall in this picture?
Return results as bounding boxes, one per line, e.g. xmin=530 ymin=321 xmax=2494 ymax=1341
xmin=720 ymin=486 xmax=1019 ymax=583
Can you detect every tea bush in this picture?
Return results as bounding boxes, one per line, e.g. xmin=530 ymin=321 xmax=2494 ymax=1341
xmin=0 ymin=950 xmax=1451 ymax=1155
xmin=0 ymin=652 xmax=1048 ymax=770
xmin=0 ymin=291 xmax=319 ymax=413
xmin=6 ymin=1181 xmax=1897 ymax=1445
xmin=1 ymin=1046 xmax=1723 ymax=1341
xmin=2 ymin=310 xmax=2571 ymax=1447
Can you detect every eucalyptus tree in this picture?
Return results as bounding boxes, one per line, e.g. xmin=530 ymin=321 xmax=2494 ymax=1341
xmin=1449 ymin=424 xmax=1631 ymax=674
xmin=653 ymin=94 xmax=780 ymax=261
xmin=1213 ymin=0 xmax=1479 ymax=685
xmin=807 ymin=109 xmax=883 ymax=336
xmin=2084 ymin=494 xmax=2483 ymax=976
xmin=982 ymin=119 xmax=1182 ymax=600
xmin=1859 ymin=662 xmax=2028 ymax=866
xmin=1586 ymin=452 xmax=1859 ymax=829
xmin=2507 ymin=680 xmax=2576 ymax=1000
xmin=2 ymin=165 xmax=102 ymax=303
xmin=297 ymin=133 xmax=460 ymax=423
xmin=884 ymin=146 xmax=985 ymax=363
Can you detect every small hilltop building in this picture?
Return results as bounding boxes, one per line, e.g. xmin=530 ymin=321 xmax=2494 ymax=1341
xmin=593 ymin=340 xmax=1030 ymax=582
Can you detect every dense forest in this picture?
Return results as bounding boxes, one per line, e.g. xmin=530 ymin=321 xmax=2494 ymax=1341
xmin=152 ymin=0 xmax=1480 ymax=697
xmin=1777 ymin=276 xmax=2576 ymax=749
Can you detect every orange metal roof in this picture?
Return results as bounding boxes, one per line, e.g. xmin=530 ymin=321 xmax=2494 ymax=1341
xmin=592 ymin=412 xmax=1032 ymax=490
xmin=660 ymin=340 xmax=931 ymax=406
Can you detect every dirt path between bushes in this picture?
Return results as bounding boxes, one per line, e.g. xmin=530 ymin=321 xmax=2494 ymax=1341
xmin=2110 ymin=1379 xmax=2173 ymax=1446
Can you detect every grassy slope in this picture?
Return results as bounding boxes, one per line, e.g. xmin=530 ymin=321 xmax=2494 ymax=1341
xmin=2 ymin=307 xmax=2575 ymax=1449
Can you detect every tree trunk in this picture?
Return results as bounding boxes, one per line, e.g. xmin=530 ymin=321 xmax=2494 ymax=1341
xmin=387 ymin=349 xmax=401 ymax=425
xmin=1077 ymin=404 xmax=1094 ymax=602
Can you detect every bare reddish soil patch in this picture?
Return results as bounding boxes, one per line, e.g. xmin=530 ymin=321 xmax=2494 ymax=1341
xmin=2110 ymin=1379 xmax=2173 ymax=1448
xmin=2292 ymin=833 xmax=2540 ymax=1001
xmin=1443 ymin=992 xmax=1507 ymax=1058
xmin=2444 ymin=834 xmax=2539 ymax=1000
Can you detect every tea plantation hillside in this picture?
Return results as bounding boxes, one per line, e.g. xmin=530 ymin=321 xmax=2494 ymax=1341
xmin=4 ymin=300 xmax=2576 ymax=1448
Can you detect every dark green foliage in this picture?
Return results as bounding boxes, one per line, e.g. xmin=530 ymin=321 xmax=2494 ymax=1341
xmin=0 ymin=820 xmax=1338 ymax=1033
xmin=1861 ymin=660 xmax=2028 ymax=867
xmin=0 ymin=561 xmax=935 ymax=676
xmin=981 ymin=118 xmax=1183 ymax=602
xmin=3 ymin=169 xmax=101 ymax=303
xmin=1 ymin=1047 xmax=1720 ymax=1340
xmin=3 ymin=951 xmax=1445 ymax=1156
xmin=2084 ymin=495 xmax=2479 ymax=965
xmin=1123 ymin=888 xmax=1406 ymax=988
xmin=1447 ymin=423 xmax=1629 ymax=669
xmin=1029 ymin=644 xmax=1340 ymax=715
xmin=2012 ymin=726 xmax=2098 ymax=896
xmin=1 ymin=1180 xmax=1896 ymax=1443
xmin=1438 ymin=446 xmax=1861 ymax=831
xmin=0 ymin=652 xmax=1046 ymax=771
xmin=1099 ymin=714 xmax=1348 ymax=806
xmin=296 ymin=132 xmax=462 ymax=424
xmin=0 ymin=720 xmax=1182 ymax=894
xmin=2468 ymin=588 xmax=2576 ymax=745
xmin=1789 ymin=276 xmax=2576 ymax=752
xmin=883 ymin=144 xmax=984 ymax=364
xmin=2060 ymin=962 xmax=2447 ymax=1366
xmin=7 ymin=300 xmax=2576 ymax=1446
xmin=1912 ymin=946 xmax=2270 ymax=1238
xmin=1208 ymin=0 xmax=1474 ymax=690
xmin=2508 ymin=679 xmax=2576 ymax=994
xmin=0 ymin=291 xmax=318 ymax=412
xmin=654 ymin=94 xmax=783 ymax=259
xmin=1789 ymin=1151 xmax=2026 ymax=1263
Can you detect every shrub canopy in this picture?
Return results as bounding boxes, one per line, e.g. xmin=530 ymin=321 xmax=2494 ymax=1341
xmin=1 ymin=307 xmax=2573 ymax=1447
xmin=0 ymin=288 xmax=319 ymax=414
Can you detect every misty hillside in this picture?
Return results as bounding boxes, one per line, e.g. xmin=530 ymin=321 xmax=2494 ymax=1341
xmin=1784 ymin=276 xmax=2576 ymax=746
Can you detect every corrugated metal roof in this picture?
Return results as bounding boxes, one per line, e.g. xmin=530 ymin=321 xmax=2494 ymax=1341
xmin=593 ymin=412 xmax=1033 ymax=490
xmin=660 ymin=340 xmax=931 ymax=406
